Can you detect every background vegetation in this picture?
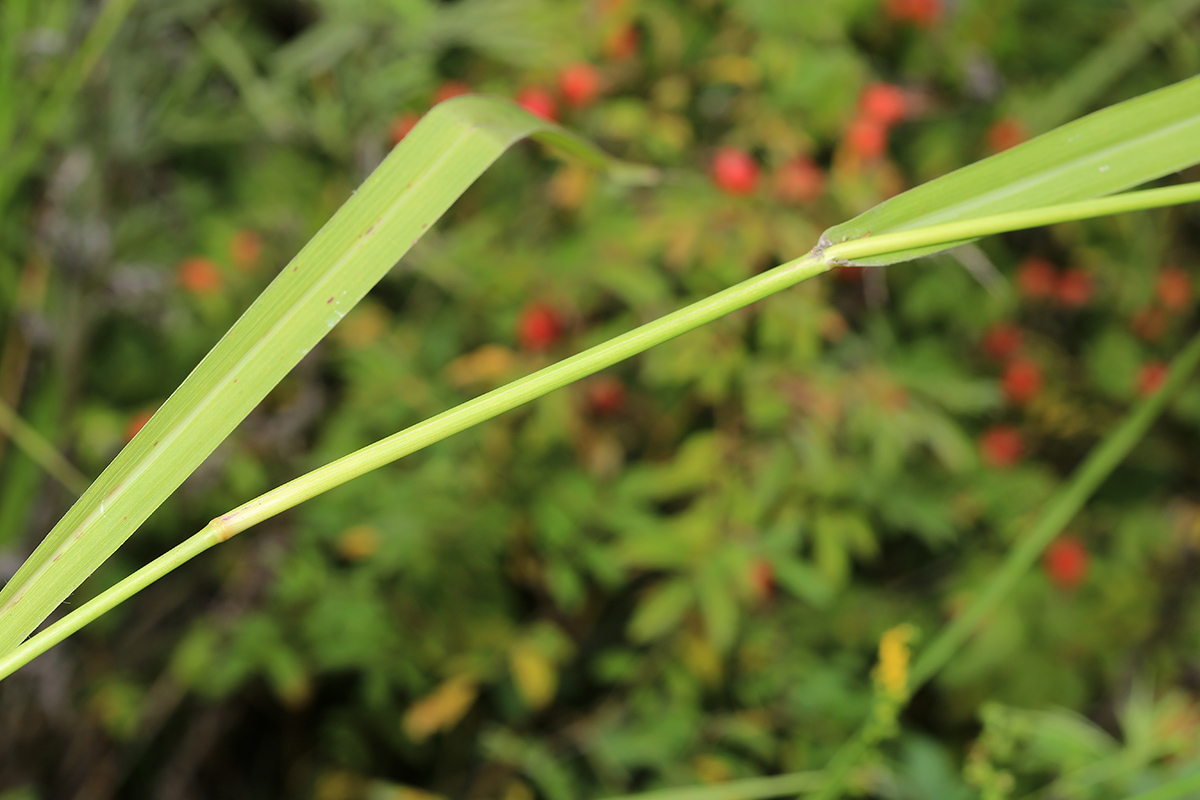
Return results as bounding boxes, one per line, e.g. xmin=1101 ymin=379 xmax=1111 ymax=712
xmin=1 ymin=0 xmax=1199 ymax=798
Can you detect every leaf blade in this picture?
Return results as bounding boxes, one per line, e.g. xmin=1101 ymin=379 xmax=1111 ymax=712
xmin=0 ymin=96 xmax=653 ymax=655
xmin=821 ymin=74 xmax=1200 ymax=265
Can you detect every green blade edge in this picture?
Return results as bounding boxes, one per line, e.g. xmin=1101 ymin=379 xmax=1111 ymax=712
xmin=821 ymin=74 xmax=1200 ymax=266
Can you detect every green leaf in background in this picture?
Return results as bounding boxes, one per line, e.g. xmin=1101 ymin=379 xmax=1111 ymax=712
xmin=1022 ymin=0 xmax=1200 ymax=134
xmin=0 ymin=96 xmax=655 ymax=656
xmin=821 ymin=74 xmax=1200 ymax=265
xmin=628 ymin=578 xmax=694 ymax=643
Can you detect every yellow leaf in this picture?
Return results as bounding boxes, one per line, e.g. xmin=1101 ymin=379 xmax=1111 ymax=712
xmin=335 ymin=524 xmax=380 ymax=561
xmin=548 ymin=162 xmax=595 ymax=210
xmin=402 ymin=675 xmax=478 ymax=742
xmin=445 ymin=344 xmax=517 ymax=388
xmin=693 ymin=754 xmax=733 ymax=784
xmin=370 ymin=783 xmax=447 ymax=800
xmin=502 ymin=780 xmax=535 ymax=800
xmin=680 ymin=630 xmax=722 ymax=687
xmin=704 ymin=55 xmax=760 ymax=86
xmin=509 ymin=641 xmax=557 ymax=710
xmin=332 ymin=301 xmax=389 ymax=348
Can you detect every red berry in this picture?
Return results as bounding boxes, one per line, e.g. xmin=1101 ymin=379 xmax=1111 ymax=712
xmin=1156 ymin=267 xmax=1192 ymax=312
xmin=229 ymin=229 xmax=262 ymax=272
xmin=124 ymin=409 xmax=154 ymax=443
xmin=1132 ymin=306 xmax=1167 ymax=342
xmin=1137 ymin=361 xmax=1169 ymax=397
xmin=982 ymin=323 xmax=1022 ymax=361
xmin=1043 ymin=536 xmax=1089 ymax=589
xmin=1002 ymin=359 xmax=1042 ymax=405
xmin=518 ymin=304 xmax=564 ymax=352
xmin=980 ymin=425 xmax=1024 ymax=468
xmin=516 ymin=86 xmax=558 ymax=122
xmin=389 ymin=111 xmax=421 ymax=145
xmin=885 ymin=0 xmax=942 ymax=26
xmin=586 ymin=376 xmax=626 ymax=416
xmin=177 ymin=257 xmax=222 ymax=294
xmin=749 ymin=559 xmax=774 ymax=602
xmin=859 ymin=83 xmax=908 ymax=126
xmin=1056 ymin=269 xmax=1093 ymax=308
xmin=774 ymin=156 xmax=825 ymax=204
xmin=558 ymin=63 xmax=601 ymax=108
xmin=1015 ymin=257 xmax=1057 ymax=299
xmin=986 ymin=117 xmax=1027 ymax=153
xmin=605 ymin=23 xmax=639 ymax=60
xmin=433 ymin=81 xmax=471 ymax=104
xmin=710 ymin=147 xmax=760 ymax=196
xmin=845 ymin=116 xmax=888 ymax=160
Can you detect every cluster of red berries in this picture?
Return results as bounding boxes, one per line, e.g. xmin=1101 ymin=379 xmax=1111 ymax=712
xmin=978 ymin=261 xmax=1191 ymax=466
xmin=175 ymin=229 xmax=263 ymax=297
xmin=884 ymin=0 xmax=942 ymax=26
xmin=388 ymin=80 xmax=473 ymax=145
xmin=709 ymin=85 xmax=910 ymax=197
xmin=710 ymin=149 xmax=825 ymax=203
xmin=514 ymin=305 xmax=628 ymax=416
xmin=981 ymin=322 xmax=1042 ymax=407
xmin=844 ymin=82 xmax=909 ymax=161
xmin=1132 ymin=266 xmax=1193 ymax=342
xmin=389 ymin=64 xmax=605 ymax=146
xmin=976 ymin=317 xmax=1039 ymax=468
xmin=1015 ymin=256 xmax=1093 ymax=308
xmin=983 ymin=325 xmax=1047 ymax=410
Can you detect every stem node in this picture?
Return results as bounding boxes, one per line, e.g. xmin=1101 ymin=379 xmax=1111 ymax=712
xmin=209 ymin=515 xmax=239 ymax=543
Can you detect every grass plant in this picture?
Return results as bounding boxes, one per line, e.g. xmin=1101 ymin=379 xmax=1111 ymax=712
xmin=1 ymin=9 xmax=1199 ymax=797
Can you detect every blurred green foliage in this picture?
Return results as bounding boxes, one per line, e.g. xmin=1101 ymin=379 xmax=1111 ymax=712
xmin=1 ymin=0 xmax=1200 ymax=798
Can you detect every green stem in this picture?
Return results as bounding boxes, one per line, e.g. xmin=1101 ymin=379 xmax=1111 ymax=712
xmin=0 ymin=253 xmax=830 ymax=680
xmin=821 ymin=182 xmax=1200 ymax=263
xmin=0 ymin=524 xmax=220 ymax=681
xmin=811 ymin=329 xmax=1200 ymax=800
xmin=209 ymin=256 xmax=829 ymax=537
xmin=912 ymin=326 xmax=1200 ymax=687
xmin=3 ymin=181 xmax=1199 ymax=681
xmin=0 ymin=397 xmax=89 ymax=495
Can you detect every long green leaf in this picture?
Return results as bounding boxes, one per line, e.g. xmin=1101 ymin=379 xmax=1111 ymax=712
xmin=821 ymin=74 xmax=1200 ymax=265
xmin=0 ymin=96 xmax=655 ymax=656
xmin=0 ymin=398 xmax=88 ymax=496
xmin=3 ymin=182 xmax=1199 ymax=681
